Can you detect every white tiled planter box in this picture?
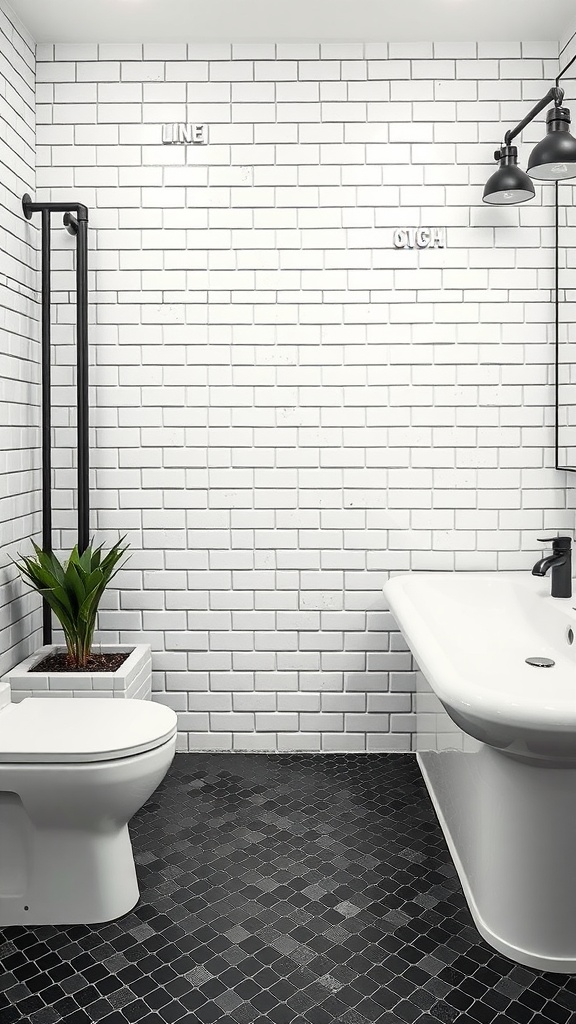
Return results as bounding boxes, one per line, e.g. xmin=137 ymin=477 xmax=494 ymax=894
xmin=1 ymin=645 xmax=152 ymax=702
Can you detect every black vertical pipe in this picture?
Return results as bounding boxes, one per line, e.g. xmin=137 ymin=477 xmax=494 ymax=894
xmin=41 ymin=209 xmax=52 ymax=644
xmin=76 ymin=215 xmax=89 ymax=553
xmin=555 ymin=181 xmax=560 ymax=471
xmin=23 ymin=192 xmax=90 ymax=602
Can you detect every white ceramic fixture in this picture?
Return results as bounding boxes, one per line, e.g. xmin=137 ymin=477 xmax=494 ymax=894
xmin=0 ymin=686 xmax=177 ymax=926
xmin=384 ymin=571 xmax=576 ymax=973
xmin=2 ymin=644 xmax=152 ymax=701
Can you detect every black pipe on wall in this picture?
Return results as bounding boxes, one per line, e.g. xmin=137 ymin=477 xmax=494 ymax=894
xmin=41 ymin=208 xmax=52 ymax=644
xmin=23 ymin=194 xmax=90 ymax=640
xmin=63 ymin=209 xmax=89 ymax=552
xmin=75 ymin=214 xmax=89 ymax=554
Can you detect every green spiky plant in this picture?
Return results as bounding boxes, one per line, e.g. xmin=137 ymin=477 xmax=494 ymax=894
xmin=14 ymin=537 xmax=130 ymax=669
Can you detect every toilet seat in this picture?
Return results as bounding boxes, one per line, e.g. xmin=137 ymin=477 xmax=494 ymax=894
xmin=0 ymin=698 xmax=177 ymax=764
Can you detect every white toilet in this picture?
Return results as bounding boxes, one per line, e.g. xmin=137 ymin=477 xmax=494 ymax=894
xmin=0 ymin=695 xmax=177 ymax=926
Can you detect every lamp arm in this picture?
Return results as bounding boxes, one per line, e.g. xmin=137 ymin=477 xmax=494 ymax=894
xmin=503 ymin=86 xmax=564 ymax=146
xmin=557 ymin=54 xmax=576 ymax=86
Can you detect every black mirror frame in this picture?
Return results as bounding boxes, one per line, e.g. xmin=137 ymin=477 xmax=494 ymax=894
xmin=554 ymin=52 xmax=576 ymax=472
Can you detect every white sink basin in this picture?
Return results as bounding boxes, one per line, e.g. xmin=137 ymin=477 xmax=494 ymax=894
xmin=384 ymin=572 xmax=576 ymax=759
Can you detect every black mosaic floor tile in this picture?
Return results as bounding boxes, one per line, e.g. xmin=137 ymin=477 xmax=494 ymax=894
xmin=1 ymin=753 xmax=576 ymax=1024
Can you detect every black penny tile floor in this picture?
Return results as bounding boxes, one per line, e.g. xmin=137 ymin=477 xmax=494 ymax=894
xmin=1 ymin=753 xmax=576 ymax=1024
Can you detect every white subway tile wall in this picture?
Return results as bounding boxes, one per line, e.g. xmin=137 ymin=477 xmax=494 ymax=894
xmin=0 ymin=2 xmax=40 ymax=676
xmin=34 ymin=41 xmax=572 ymax=751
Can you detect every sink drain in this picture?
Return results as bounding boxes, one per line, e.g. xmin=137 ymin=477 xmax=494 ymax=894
xmin=525 ymin=656 xmax=555 ymax=668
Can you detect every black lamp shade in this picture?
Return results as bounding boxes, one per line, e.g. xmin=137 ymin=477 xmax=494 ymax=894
xmin=482 ymin=145 xmax=535 ymax=205
xmin=527 ymin=106 xmax=576 ymax=180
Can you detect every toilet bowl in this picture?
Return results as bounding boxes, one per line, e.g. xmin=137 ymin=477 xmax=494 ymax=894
xmin=0 ymin=697 xmax=177 ymax=926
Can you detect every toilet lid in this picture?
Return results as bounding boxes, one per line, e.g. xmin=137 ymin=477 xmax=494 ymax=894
xmin=0 ymin=698 xmax=178 ymax=763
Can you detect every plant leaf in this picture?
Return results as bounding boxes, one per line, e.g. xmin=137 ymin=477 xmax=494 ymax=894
xmin=14 ymin=537 xmax=131 ymax=667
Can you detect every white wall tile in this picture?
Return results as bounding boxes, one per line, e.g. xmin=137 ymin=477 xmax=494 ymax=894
xmin=30 ymin=37 xmax=573 ymax=751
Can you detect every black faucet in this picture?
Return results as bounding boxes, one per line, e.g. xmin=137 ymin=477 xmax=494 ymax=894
xmin=532 ymin=536 xmax=572 ymax=598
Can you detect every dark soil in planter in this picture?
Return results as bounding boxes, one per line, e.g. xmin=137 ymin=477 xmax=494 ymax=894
xmin=31 ymin=651 xmax=133 ymax=674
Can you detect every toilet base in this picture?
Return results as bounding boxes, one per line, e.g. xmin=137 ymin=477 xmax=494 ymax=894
xmin=419 ymin=746 xmax=576 ymax=973
xmin=0 ymin=819 xmax=140 ymax=926
xmin=0 ymin=738 xmax=176 ymax=926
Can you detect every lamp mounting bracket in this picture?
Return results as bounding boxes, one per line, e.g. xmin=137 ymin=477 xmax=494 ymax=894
xmin=503 ymin=86 xmax=564 ymax=147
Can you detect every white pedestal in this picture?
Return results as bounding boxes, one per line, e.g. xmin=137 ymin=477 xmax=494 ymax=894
xmin=420 ymin=745 xmax=576 ymax=972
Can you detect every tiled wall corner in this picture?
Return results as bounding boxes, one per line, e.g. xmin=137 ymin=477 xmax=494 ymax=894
xmin=0 ymin=1 xmax=41 ymax=678
xmin=560 ymin=18 xmax=576 ymax=65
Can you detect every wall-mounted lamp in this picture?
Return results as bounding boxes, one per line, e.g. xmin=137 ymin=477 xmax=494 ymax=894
xmin=527 ymin=106 xmax=576 ymax=181
xmin=483 ymin=85 xmax=576 ymax=205
xmin=482 ymin=145 xmax=535 ymax=205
